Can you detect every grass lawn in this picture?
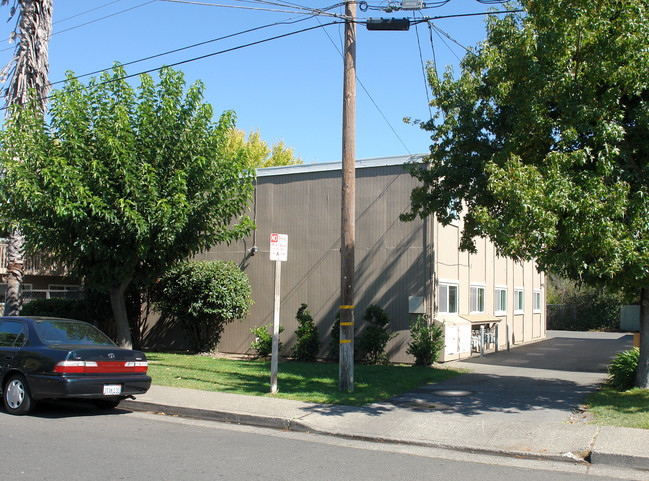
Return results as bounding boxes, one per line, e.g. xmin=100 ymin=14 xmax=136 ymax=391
xmin=146 ymin=353 xmax=461 ymax=406
xmin=585 ymin=386 xmax=649 ymax=429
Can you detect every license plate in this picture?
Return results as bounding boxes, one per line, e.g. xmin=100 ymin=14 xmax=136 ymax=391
xmin=103 ymin=384 xmax=122 ymax=396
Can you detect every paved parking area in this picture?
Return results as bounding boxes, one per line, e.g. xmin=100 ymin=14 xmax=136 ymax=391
xmin=390 ymin=331 xmax=634 ymax=422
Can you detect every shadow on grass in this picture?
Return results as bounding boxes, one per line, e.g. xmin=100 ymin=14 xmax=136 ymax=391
xmin=146 ymin=354 xmax=459 ymax=407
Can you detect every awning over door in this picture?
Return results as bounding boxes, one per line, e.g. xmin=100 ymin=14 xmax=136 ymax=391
xmin=460 ymin=314 xmax=500 ymax=325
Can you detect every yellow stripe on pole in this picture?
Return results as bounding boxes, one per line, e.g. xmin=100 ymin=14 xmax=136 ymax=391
xmin=340 ymin=322 xmax=354 ymax=326
xmin=340 ymin=305 xmax=354 ymax=309
xmin=340 ymin=339 xmax=351 ymax=344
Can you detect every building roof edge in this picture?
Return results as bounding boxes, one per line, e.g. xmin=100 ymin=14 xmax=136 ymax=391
xmin=255 ymin=153 xmax=427 ymax=177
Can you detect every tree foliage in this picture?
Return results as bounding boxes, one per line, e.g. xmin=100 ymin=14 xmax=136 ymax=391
xmin=250 ymin=324 xmax=284 ymax=358
xmin=152 ymin=260 xmax=253 ymax=353
xmin=224 ymin=128 xmax=302 ymax=169
xmin=406 ymin=316 xmax=444 ymax=366
xmin=0 ymin=65 xmax=255 ymax=348
xmin=358 ymin=305 xmax=396 ymax=365
xmin=403 ymin=1 xmax=649 ymax=387
xmin=292 ymin=303 xmax=320 ymax=361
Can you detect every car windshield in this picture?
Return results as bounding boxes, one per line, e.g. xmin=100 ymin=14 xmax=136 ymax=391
xmin=34 ymin=320 xmax=116 ymax=346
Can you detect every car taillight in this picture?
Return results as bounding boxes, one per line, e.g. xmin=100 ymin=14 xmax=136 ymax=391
xmin=54 ymin=361 xmax=98 ymax=373
xmin=54 ymin=360 xmax=148 ymax=374
xmin=124 ymin=361 xmax=149 ymax=373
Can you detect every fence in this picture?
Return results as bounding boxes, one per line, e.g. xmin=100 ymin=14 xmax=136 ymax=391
xmin=547 ymin=301 xmax=620 ymax=331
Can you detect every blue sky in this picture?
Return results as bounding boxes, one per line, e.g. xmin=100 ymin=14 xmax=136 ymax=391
xmin=0 ymin=0 xmax=510 ymax=163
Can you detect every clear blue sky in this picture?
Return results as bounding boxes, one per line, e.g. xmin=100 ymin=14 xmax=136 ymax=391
xmin=0 ymin=0 xmax=511 ymax=163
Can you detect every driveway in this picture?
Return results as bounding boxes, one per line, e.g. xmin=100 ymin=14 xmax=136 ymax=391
xmin=389 ymin=330 xmax=634 ymax=423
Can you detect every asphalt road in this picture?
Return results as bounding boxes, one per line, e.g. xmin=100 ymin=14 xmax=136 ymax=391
xmin=0 ymin=401 xmax=644 ymax=481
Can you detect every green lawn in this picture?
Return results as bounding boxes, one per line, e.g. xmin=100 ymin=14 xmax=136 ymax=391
xmin=585 ymin=386 xmax=649 ymax=429
xmin=146 ymin=353 xmax=460 ymax=406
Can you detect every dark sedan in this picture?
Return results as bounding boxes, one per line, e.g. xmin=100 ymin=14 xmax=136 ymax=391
xmin=0 ymin=316 xmax=151 ymax=415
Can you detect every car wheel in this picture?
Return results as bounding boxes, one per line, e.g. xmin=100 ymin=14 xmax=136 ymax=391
xmin=4 ymin=374 xmax=35 ymax=415
xmin=94 ymin=399 xmax=121 ymax=410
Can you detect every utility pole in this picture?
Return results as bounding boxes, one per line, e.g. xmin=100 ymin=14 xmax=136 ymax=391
xmin=339 ymin=0 xmax=356 ymax=392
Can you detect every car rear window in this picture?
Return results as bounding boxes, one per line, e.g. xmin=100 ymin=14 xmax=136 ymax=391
xmin=34 ymin=320 xmax=116 ymax=346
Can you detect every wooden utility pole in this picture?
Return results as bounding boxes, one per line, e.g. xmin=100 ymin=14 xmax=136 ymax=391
xmin=339 ymin=0 xmax=356 ymax=392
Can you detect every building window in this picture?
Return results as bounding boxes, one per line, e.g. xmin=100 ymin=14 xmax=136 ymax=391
xmin=495 ymin=287 xmax=507 ymax=315
xmin=533 ymin=290 xmax=542 ymax=313
xmin=514 ymin=288 xmax=524 ymax=314
xmin=439 ymin=282 xmax=458 ymax=314
xmin=470 ymin=285 xmax=485 ymax=313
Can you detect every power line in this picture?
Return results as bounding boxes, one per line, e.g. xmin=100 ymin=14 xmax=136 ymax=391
xmin=50 ymin=15 xmax=317 ymax=86
xmin=53 ymin=1 xmax=127 ymax=25
xmin=158 ymin=0 xmax=348 ymax=18
xmin=0 ymin=1 xmax=157 ymax=55
xmin=316 ymin=15 xmax=412 ymax=155
xmin=1 ymin=21 xmax=341 ymax=113
xmin=414 ymin=13 xmax=432 ymax=119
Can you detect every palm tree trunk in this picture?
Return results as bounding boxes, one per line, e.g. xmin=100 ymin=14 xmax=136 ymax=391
xmin=3 ymin=227 xmax=24 ymax=315
xmin=1 ymin=0 xmax=52 ymax=316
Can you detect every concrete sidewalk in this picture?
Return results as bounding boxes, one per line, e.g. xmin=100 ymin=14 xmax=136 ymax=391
xmin=123 ymin=331 xmax=649 ymax=470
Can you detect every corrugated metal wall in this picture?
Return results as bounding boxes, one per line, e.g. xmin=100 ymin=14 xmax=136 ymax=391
xmin=202 ymin=162 xmax=429 ymax=362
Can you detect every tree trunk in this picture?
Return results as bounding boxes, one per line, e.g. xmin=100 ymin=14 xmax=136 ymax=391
xmin=110 ymin=280 xmax=133 ymax=349
xmin=3 ymin=227 xmax=24 ymax=316
xmin=636 ymin=287 xmax=649 ymax=388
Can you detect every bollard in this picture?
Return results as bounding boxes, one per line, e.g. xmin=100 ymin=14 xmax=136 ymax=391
xmin=495 ymin=324 xmax=499 ymax=353
xmin=480 ymin=325 xmax=485 ymax=357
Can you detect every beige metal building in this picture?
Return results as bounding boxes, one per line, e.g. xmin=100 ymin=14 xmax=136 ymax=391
xmin=184 ymin=154 xmax=545 ymax=363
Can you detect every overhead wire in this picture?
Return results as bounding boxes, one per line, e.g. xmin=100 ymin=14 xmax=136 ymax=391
xmin=158 ymin=0 xmax=348 ymax=18
xmin=413 ymin=13 xmax=432 ymax=119
xmin=0 ymin=1 xmax=157 ymax=54
xmin=49 ymin=14 xmax=318 ymax=86
xmin=316 ymin=13 xmax=412 ymax=155
xmin=53 ymin=0 xmax=127 ymax=24
xmin=0 ymin=20 xmax=341 ymax=112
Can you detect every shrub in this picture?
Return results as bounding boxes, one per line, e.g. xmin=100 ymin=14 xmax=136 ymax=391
xmin=328 ymin=313 xmax=341 ymax=361
xmin=607 ymin=348 xmax=639 ymax=391
xmin=250 ymin=324 xmax=283 ymax=358
xmin=406 ymin=316 xmax=444 ymax=366
xmin=292 ymin=303 xmax=320 ymax=361
xmin=151 ymin=260 xmax=252 ymax=353
xmin=358 ymin=305 xmax=396 ymax=364
xmin=21 ymin=298 xmax=86 ymax=319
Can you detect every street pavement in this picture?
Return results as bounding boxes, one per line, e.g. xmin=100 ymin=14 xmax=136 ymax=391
xmin=123 ymin=330 xmax=649 ymax=471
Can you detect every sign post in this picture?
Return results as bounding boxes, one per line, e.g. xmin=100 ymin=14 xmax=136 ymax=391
xmin=269 ymin=233 xmax=288 ymax=393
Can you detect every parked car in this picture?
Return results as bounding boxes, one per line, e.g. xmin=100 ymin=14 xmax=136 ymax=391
xmin=0 ymin=316 xmax=151 ymax=415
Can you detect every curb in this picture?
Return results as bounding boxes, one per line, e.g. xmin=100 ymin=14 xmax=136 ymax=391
xmin=122 ymin=400 xmax=591 ymax=466
xmin=121 ymin=400 xmax=293 ymax=430
xmin=589 ymin=451 xmax=649 ymax=471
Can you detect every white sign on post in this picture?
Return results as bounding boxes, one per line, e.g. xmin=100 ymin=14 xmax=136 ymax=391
xmin=269 ymin=233 xmax=287 ymax=394
xmin=269 ymin=233 xmax=288 ymax=262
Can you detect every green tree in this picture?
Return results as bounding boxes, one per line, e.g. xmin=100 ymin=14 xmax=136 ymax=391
xmin=224 ymin=128 xmax=302 ymax=168
xmin=0 ymin=65 xmax=254 ymax=348
xmin=402 ymin=1 xmax=649 ymax=387
xmin=1 ymin=0 xmax=52 ymax=316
